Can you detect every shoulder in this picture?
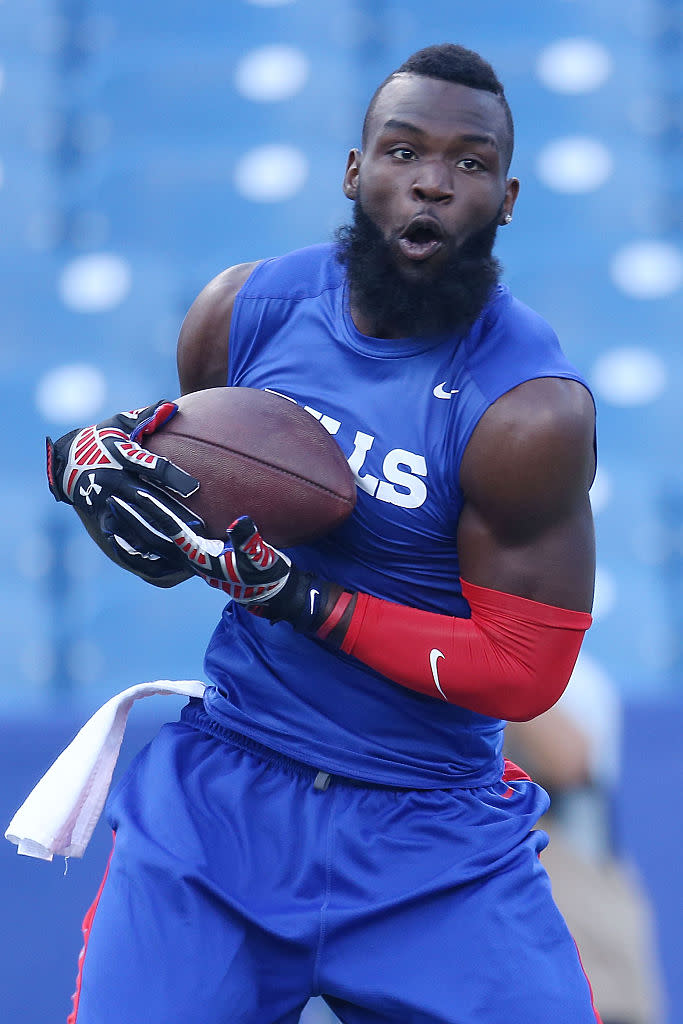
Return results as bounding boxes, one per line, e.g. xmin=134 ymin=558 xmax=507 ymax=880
xmin=176 ymin=245 xmax=342 ymax=394
xmin=177 ymin=261 xmax=259 ymax=394
xmin=461 ymin=377 xmax=596 ymax=537
xmin=237 ymin=242 xmax=343 ymax=300
xmin=477 ymin=376 xmax=595 ymax=443
xmin=183 ymin=260 xmax=260 ymax=333
xmin=476 ymin=286 xmax=558 ymax=344
xmin=466 ymin=286 xmax=577 ymax=395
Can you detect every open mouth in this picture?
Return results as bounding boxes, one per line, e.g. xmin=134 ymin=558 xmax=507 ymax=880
xmin=397 ymin=217 xmax=446 ymax=262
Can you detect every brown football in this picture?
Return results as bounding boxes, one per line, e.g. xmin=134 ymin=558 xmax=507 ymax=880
xmin=143 ymin=387 xmax=356 ymax=547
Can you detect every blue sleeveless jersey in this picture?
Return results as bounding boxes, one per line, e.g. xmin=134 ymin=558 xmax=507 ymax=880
xmin=201 ymin=243 xmax=589 ymax=787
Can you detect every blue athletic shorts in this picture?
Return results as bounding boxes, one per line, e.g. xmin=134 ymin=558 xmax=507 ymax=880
xmin=70 ymin=703 xmax=601 ymax=1023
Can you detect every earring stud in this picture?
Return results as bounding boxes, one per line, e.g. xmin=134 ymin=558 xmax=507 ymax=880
xmin=503 ymin=213 xmax=512 ymax=225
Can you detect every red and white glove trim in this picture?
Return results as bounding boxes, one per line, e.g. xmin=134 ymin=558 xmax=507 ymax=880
xmin=61 ymin=426 xmax=165 ymax=501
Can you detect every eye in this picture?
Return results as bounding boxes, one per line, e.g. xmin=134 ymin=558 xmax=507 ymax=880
xmin=390 ymin=147 xmax=417 ymax=161
xmin=456 ymin=157 xmax=486 ymax=171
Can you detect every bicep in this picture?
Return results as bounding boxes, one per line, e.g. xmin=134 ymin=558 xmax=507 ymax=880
xmin=458 ymin=498 xmax=595 ymax=611
xmin=176 ymin=262 xmax=258 ymax=395
xmin=457 ymin=378 xmax=596 ymax=612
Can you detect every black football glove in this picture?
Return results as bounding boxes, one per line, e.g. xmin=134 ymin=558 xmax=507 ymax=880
xmin=107 ymin=491 xmax=292 ymax=603
xmin=107 ymin=491 xmax=357 ymax=641
xmin=223 ymin=516 xmax=357 ymax=645
xmin=46 ymin=401 xmax=202 ymax=587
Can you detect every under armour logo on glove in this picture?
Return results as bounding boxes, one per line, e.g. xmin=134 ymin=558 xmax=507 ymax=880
xmin=45 ymin=401 xmax=202 ymax=588
xmin=47 ymin=402 xmax=199 ymax=510
xmin=62 ymin=424 xmax=163 ymax=500
xmin=79 ymin=473 xmax=103 ymax=506
xmin=59 ymin=424 xmax=173 ymax=503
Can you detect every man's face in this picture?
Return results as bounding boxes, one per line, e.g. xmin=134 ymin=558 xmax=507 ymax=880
xmin=344 ymin=74 xmax=518 ymax=284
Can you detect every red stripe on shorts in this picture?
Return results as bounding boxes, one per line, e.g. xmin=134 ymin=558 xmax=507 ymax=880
xmin=67 ymin=832 xmax=116 ymax=1023
xmin=573 ymin=938 xmax=604 ymax=1023
xmin=501 ymin=758 xmax=532 ymax=798
xmin=502 ymin=757 xmax=532 ymax=783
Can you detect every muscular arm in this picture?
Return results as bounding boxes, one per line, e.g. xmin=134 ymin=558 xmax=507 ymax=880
xmin=176 ymin=261 xmax=258 ymax=395
xmin=308 ymin=377 xmax=596 ymax=719
xmin=458 ymin=376 xmax=596 ymax=612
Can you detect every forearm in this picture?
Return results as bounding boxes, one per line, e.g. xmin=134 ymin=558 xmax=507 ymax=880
xmin=133 ymin=513 xmax=592 ymax=720
xmin=308 ymin=579 xmax=591 ymax=721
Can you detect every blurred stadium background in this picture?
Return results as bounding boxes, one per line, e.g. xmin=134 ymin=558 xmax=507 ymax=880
xmin=1 ymin=0 xmax=682 ymax=1021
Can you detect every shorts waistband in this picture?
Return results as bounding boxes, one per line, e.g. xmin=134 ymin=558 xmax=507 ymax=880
xmin=181 ymin=701 xmax=414 ymax=792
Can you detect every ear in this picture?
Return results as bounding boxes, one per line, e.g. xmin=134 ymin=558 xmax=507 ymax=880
xmin=343 ymin=148 xmax=361 ymax=200
xmin=500 ymin=176 xmax=520 ymax=225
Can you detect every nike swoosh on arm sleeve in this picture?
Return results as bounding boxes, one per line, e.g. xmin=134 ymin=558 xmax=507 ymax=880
xmin=336 ymin=579 xmax=592 ymax=721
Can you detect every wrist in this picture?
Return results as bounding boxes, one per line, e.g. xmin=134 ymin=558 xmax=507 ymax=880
xmin=259 ymin=569 xmax=357 ymax=648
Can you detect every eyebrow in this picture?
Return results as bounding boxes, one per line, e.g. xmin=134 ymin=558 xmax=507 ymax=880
xmin=459 ymin=133 xmax=497 ymax=148
xmin=381 ymin=118 xmax=427 ymax=137
xmin=380 ymin=119 xmax=498 ymax=149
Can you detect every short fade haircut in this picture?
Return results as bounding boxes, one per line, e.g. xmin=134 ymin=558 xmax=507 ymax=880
xmin=362 ymin=43 xmax=515 ymax=171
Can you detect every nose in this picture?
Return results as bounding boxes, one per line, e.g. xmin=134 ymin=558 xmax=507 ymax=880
xmin=411 ymin=160 xmax=454 ymax=203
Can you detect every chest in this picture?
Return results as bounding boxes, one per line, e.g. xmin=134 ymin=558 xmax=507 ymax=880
xmin=234 ymin=327 xmax=467 ymax=526
xmin=229 ymin=291 xmax=483 ymax=612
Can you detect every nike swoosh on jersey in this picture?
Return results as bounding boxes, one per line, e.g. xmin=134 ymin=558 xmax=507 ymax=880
xmin=309 ymin=588 xmax=319 ymax=614
xmin=433 ymin=382 xmax=460 ymax=399
xmin=429 ymin=648 xmax=447 ymax=700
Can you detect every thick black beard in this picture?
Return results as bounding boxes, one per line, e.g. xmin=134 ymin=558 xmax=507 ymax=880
xmin=335 ymin=199 xmax=502 ymax=338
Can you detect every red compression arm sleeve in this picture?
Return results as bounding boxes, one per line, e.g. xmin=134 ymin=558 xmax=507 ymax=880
xmin=335 ymin=579 xmax=592 ymax=721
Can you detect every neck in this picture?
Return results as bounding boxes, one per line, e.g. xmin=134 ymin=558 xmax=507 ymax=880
xmin=348 ymin=292 xmax=407 ymax=340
